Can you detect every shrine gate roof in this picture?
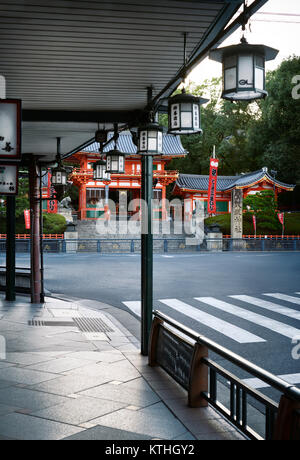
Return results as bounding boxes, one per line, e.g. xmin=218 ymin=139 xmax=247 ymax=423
xmin=175 ymin=169 xmax=295 ymax=193
xmin=82 ymin=131 xmax=188 ymax=157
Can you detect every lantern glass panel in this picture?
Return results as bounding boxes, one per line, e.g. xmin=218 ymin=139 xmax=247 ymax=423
xmin=111 ymin=156 xmax=119 ymax=171
xmin=171 ymin=104 xmax=180 ymax=129
xmin=255 ymin=67 xmax=264 ymax=90
xmin=224 ymin=55 xmax=237 ymax=68
xmin=181 ymin=111 xmax=192 ymax=128
xmin=238 ymin=55 xmax=253 ymax=88
xmin=119 ymin=156 xmax=124 ymax=172
xmin=225 ymin=67 xmax=237 ymax=90
xmin=157 ymin=131 xmax=163 ymax=152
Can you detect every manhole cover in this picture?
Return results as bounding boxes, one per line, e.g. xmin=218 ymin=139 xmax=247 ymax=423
xmin=73 ymin=317 xmax=114 ymax=333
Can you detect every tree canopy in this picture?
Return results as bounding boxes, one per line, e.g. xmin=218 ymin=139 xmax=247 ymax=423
xmin=168 ymin=56 xmax=300 ymax=192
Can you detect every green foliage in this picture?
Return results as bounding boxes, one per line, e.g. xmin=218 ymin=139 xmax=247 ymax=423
xmin=43 ymin=213 xmax=67 ymax=234
xmin=205 ymin=212 xmax=300 ymax=236
xmin=168 ymin=57 xmax=300 ymax=208
xmin=243 ymin=190 xmax=281 ymax=233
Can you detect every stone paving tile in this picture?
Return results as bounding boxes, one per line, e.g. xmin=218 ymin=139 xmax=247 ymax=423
xmin=27 ymin=357 xmax=91 ymax=374
xmin=0 ymin=362 xmax=15 ymax=370
xmin=195 ymin=431 xmax=246 ymax=441
xmin=4 ymin=352 xmax=55 ymax=366
xmin=0 ymin=380 xmax=15 ymax=390
xmin=68 ymin=359 xmax=140 ymax=382
xmin=92 ymin=402 xmax=188 ymax=440
xmin=0 ymin=366 xmax=59 ymax=385
xmin=31 ymin=373 xmax=112 ymax=396
xmin=0 ymin=413 xmax=85 ymax=440
xmin=32 ymin=396 xmax=127 ymax=425
xmin=0 ymin=387 xmax=70 ymax=412
xmin=63 ymin=350 xmax=122 ymax=362
xmin=80 ymin=380 xmax=160 ymax=408
xmin=64 ymin=425 xmax=153 ymax=441
xmin=185 ymin=417 xmax=242 ymax=436
xmin=172 ymin=431 xmax=196 ymax=441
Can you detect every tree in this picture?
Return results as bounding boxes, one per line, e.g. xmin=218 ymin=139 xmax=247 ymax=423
xmin=247 ymin=56 xmax=300 ymax=185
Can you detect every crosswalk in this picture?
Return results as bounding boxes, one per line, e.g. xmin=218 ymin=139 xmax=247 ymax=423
xmin=123 ymin=292 xmax=300 ymax=390
xmin=123 ymin=292 xmax=300 ymax=344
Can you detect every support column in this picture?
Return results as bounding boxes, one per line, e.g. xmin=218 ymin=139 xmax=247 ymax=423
xmin=29 ymin=160 xmax=41 ymax=304
xmin=6 ymin=196 xmax=16 ymax=302
xmin=141 ymin=155 xmax=153 ymax=356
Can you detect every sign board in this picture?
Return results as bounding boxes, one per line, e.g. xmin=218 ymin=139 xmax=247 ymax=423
xmin=0 ymin=164 xmax=18 ymax=195
xmin=156 ymin=325 xmax=194 ymax=391
xmin=207 ymin=158 xmax=219 ymax=214
xmin=0 ymin=99 xmax=22 ymax=160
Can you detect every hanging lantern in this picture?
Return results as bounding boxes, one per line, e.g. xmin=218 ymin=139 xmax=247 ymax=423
xmin=209 ymin=41 xmax=279 ymax=101
xmin=138 ymin=123 xmax=163 ymax=155
xmin=106 ymin=149 xmax=125 ymax=174
xmin=51 ymin=163 xmax=68 ymax=186
xmin=168 ymin=90 xmax=209 ymax=135
xmin=93 ymin=160 xmax=111 ymax=181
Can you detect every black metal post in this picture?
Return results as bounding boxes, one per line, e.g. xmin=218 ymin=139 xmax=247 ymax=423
xmin=141 ymin=154 xmax=153 ymax=355
xmin=6 ymin=196 xmax=16 ymax=301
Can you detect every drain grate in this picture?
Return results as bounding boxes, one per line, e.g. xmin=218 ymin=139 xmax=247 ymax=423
xmin=73 ymin=317 xmax=114 ymax=333
xmin=28 ymin=319 xmax=75 ymax=327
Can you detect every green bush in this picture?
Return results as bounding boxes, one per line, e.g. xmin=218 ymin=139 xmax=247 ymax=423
xmin=43 ymin=213 xmax=67 ymax=234
xmin=205 ymin=212 xmax=300 ymax=235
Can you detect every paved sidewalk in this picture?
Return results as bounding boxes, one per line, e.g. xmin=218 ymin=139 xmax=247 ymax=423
xmin=0 ymin=294 xmax=245 ymax=441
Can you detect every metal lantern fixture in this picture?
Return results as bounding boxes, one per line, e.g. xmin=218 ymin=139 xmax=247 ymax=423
xmin=168 ymin=90 xmax=209 ymax=135
xmin=138 ymin=122 xmax=163 ymax=155
xmin=93 ymin=159 xmax=111 ymax=181
xmin=51 ymin=138 xmax=68 ymax=186
xmin=209 ymin=39 xmax=279 ymax=102
xmin=106 ymin=149 xmax=125 ymax=174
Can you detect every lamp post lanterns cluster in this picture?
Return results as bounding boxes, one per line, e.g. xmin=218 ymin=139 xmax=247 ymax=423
xmin=93 ymin=159 xmax=111 ymax=181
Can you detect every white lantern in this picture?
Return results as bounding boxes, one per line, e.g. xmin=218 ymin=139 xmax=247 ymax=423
xmin=138 ymin=123 xmax=163 ymax=155
xmin=51 ymin=164 xmax=68 ymax=186
xmin=209 ymin=42 xmax=278 ymax=101
xmin=106 ymin=149 xmax=125 ymax=174
xmin=168 ymin=90 xmax=208 ymax=135
xmin=93 ymin=160 xmax=111 ymax=181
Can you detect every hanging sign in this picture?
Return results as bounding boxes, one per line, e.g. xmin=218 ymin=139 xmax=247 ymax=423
xmin=24 ymin=210 xmax=31 ymax=230
xmin=207 ymin=158 xmax=219 ymax=214
xmin=0 ymin=164 xmax=18 ymax=195
xmin=0 ymin=99 xmax=22 ymax=160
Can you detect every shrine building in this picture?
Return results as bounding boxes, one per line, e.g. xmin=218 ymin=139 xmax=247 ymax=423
xmin=66 ymin=131 xmax=187 ymax=221
xmin=173 ymin=167 xmax=295 ymax=218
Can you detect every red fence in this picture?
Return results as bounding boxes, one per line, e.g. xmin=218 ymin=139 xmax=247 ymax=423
xmin=0 ymin=234 xmax=64 ymax=240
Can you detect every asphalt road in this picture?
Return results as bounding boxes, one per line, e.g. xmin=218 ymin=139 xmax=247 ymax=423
xmin=5 ymin=251 xmax=300 ymax=404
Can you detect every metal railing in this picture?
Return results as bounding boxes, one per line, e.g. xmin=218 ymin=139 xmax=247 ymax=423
xmin=0 ymin=237 xmax=299 ymax=254
xmin=152 ymin=311 xmax=300 ymax=441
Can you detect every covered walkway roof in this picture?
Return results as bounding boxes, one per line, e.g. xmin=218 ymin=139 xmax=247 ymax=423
xmin=0 ymin=0 xmax=269 ymax=161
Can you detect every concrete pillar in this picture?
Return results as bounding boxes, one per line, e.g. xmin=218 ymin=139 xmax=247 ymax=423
xmin=29 ymin=159 xmax=41 ymax=303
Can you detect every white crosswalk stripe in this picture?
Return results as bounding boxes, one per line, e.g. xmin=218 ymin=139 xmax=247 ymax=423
xmin=123 ymin=292 xmax=300 ymax=344
xmin=264 ymin=293 xmax=300 ymax=305
xmin=158 ymin=299 xmax=265 ymax=344
xmin=195 ymin=297 xmax=300 ymax=340
xmin=122 ymin=301 xmax=141 ymax=317
xmin=230 ymin=295 xmax=300 ymax=320
xmin=242 ymin=373 xmax=300 ymax=390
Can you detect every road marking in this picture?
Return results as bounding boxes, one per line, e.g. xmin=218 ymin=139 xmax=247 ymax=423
xmin=243 ymin=373 xmax=300 ymax=390
xmin=195 ymin=297 xmax=300 ymax=340
xmin=123 ymin=301 xmax=141 ymax=317
xmin=158 ymin=299 xmax=265 ymax=344
xmin=230 ymin=295 xmax=300 ymax=320
xmin=264 ymin=293 xmax=300 ymax=305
